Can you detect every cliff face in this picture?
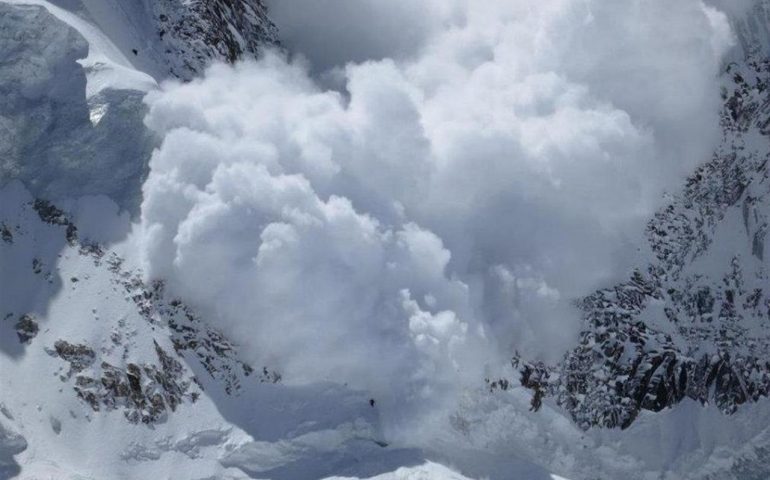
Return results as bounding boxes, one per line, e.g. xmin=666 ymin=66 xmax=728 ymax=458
xmin=0 ymin=0 xmax=279 ymax=209
xmin=148 ymin=0 xmax=279 ymax=79
xmin=515 ymin=7 xmax=770 ymax=430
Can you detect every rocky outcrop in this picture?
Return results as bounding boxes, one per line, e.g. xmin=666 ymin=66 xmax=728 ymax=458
xmin=149 ymin=0 xmax=279 ymax=79
xmin=51 ymin=341 xmax=97 ymax=378
xmin=104 ymin=255 xmax=282 ymax=395
xmin=729 ymin=0 xmax=770 ymax=61
xmin=1 ymin=223 xmax=12 ymax=244
xmin=14 ymin=314 xmax=38 ymax=344
xmin=60 ymin=342 xmax=196 ymax=425
xmin=32 ymin=200 xmax=79 ymax=246
xmin=515 ymin=52 xmax=770 ymax=430
xmin=12 ymin=196 xmax=281 ymax=425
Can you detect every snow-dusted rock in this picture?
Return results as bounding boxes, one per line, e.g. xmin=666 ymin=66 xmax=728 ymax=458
xmin=511 ymin=9 xmax=770 ymax=472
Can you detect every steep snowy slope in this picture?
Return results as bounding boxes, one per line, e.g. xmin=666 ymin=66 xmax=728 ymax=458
xmin=507 ymin=4 xmax=770 ymax=476
xmin=0 ymin=1 xmax=155 ymax=216
xmin=146 ymin=0 xmax=278 ymax=79
xmin=0 ymin=0 xmax=278 ymax=210
xmin=0 ymin=181 xmax=457 ymax=479
xmin=4 ymin=0 xmax=277 ymax=83
xmin=728 ymin=0 xmax=770 ymax=60
xmin=3 ymin=0 xmax=157 ymax=98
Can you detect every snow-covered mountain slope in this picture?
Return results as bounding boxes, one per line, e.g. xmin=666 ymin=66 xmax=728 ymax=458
xmin=1 ymin=2 xmax=439 ymax=478
xmin=147 ymin=0 xmax=278 ymax=79
xmin=0 ymin=1 xmax=156 ymax=211
xmin=728 ymin=0 xmax=770 ymax=60
xmin=0 ymin=2 xmax=567 ymax=476
xmin=0 ymin=182 xmax=448 ymax=479
xmin=0 ymin=4 xmax=543 ymax=477
xmin=4 ymin=0 xmax=277 ymax=84
xmin=3 ymin=0 xmax=157 ymax=98
xmin=507 ymin=4 xmax=770 ymax=475
xmin=0 ymin=177 xmax=565 ymax=480
xmin=5 ymin=0 xmax=770 ymax=479
xmin=0 ymin=0 xmax=277 ymax=210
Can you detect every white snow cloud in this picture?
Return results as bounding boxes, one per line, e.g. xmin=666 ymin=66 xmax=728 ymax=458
xmin=140 ymin=0 xmax=734 ymax=432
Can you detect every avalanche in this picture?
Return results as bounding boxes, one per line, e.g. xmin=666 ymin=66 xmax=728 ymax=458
xmin=3 ymin=0 xmax=770 ymax=479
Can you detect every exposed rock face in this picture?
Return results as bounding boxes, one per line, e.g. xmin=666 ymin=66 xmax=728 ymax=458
xmin=32 ymin=200 xmax=79 ymax=245
xmin=729 ymin=0 xmax=770 ymax=61
xmin=149 ymin=0 xmax=279 ymax=79
xmin=1 ymin=223 xmax=12 ymax=244
xmin=6 ymin=197 xmax=281 ymax=426
xmin=14 ymin=314 xmax=38 ymax=344
xmin=0 ymin=0 xmax=279 ymax=211
xmin=62 ymin=342 xmax=195 ymax=425
xmin=104 ymin=255 xmax=282 ymax=396
xmin=51 ymin=341 xmax=97 ymax=377
xmin=515 ymin=48 xmax=770 ymax=430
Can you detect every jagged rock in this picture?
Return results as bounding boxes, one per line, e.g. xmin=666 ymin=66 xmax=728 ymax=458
xmin=110 ymin=267 xmax=279 ymax=395
xmin=31 ymin=199 xmax=78 ymax=245
xmin=11 ymin=196 xmax=280 ymax=426
xmin=67 ymin=342 xmax=195 ymax=425
xmin=149 ymin=0 xmax=278 ymax=80
xmin=52 ymin=341 xmax=96 ymax=377
xmin=0 ymin=223 xmax=12 ymax=244
xmin=14 ymin=315 xmax=39 ymax=344
xmin=516 ymin=49 xmax=770 ymax=431
xmin=258 ymin=366 xmax=282 ymax=384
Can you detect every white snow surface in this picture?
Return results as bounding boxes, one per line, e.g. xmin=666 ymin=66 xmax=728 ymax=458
xmin=4 ymin=0 xmax=157 ymax=97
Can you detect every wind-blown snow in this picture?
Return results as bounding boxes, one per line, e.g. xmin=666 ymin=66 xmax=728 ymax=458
xmin=139 ymin=0 xmax=734 ymax=438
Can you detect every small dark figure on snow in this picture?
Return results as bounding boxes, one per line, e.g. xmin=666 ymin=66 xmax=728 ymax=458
xmin=369 ymin=398 xmax=376 ymax=407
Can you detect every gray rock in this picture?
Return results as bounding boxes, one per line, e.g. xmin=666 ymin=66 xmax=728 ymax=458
xmin=14 ymin=314 xmax=39 ymax=344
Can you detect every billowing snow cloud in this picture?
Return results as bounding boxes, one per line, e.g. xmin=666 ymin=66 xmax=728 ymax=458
xmin=140 ymin=0 xmax=734 ymax=430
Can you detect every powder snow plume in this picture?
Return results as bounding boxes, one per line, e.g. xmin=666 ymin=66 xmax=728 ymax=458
xmin=140 ymin=0 xmax=733 ymax=436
